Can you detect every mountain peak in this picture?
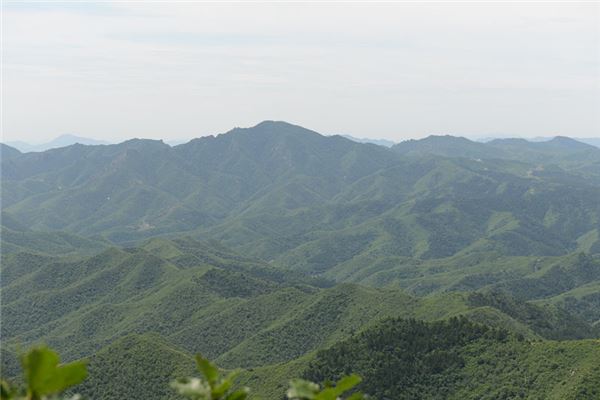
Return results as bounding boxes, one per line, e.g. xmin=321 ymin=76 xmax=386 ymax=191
xmin=248 ymin=120 xmax=316 ymax=134
xmin=424 ymin=134 xmax=473 ymax=142
xmin=55 ymin=133 xmax=90 ymax=141
xmin=116 ymin=138 xmax=170 ymax=152
xmin=220 ymin=121 xmax=324 ymax=141
xmin=254 ymin=120 xmax=294 ymax=128
xmin=340 ymin=135 xmax=395 ymax=147
xmin=392 ymin=134 xmax=490 ymax=158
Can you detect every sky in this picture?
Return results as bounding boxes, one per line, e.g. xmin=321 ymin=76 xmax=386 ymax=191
xmin=2 ymin=1 xmax=600 ymax=144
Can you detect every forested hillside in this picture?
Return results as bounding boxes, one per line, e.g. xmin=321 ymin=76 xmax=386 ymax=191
xmin=2 ymin=122 xmax=600 ymax=399
xmin=3 ymin=122 xmax=600 ymax=258
xmin=304 ymin=317 xmax=600 ymax=400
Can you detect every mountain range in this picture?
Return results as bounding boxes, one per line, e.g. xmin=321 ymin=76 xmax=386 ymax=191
xmin=5 ymin=134 xmax=110 ymax=153
xmin=2 ymin=121 xmax=600 ymax=399
xmin=3 ymin=121 xmax=599 ymax=256
xmin=7 ymin=131 xmax=598 ymax=155
xmin=340 ymin=134 xmax=395 ymax=147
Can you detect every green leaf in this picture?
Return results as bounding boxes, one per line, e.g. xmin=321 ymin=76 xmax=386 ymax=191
xmin=195 ymin=354 xmax=219 ymax=386
xmin=314 ymin=388 xmax=338 ymax=400
xmin=1 ymin=379 xmax=17 ymax=400
xmin=21 ymin=346 xmax=87 ymax=398
xmin=212 ymin=378 xmax=232 ymax=398
xmin=225 ymin=387 xmax=250 ymax=400
xmin=345 ymin=393 xmax=365 ymax=400
xmin=333 ymin=375 xmax=361 ymax=394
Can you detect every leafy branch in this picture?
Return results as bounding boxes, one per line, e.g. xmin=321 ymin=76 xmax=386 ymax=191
xmin=1 ymin=346 xmax=87 ymax=400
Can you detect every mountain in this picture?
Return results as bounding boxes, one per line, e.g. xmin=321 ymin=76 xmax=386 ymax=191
xmin=3 ymin=121 xmax=600 ymax=399
xmin=524 ymin=137 xmax=600 ymax=149
xmin=340 ymin=134 xmax=395 ymax=147
xmin=3 ymin=122 xmax=599 ymax=260
xmin=5 ymin=134 xmax=110 ymax=153
xmin=1 ymin=121 xmax=398 ymax=243
xmin=393 ymin=135 xmax=600 ymax=163
xmin=486 ymin=136 xmax=600 ymax=162
xmin=2 ymin=123 xmax=600 ymax=302
xmin=392 ymin=135 xmax=503 ymax=159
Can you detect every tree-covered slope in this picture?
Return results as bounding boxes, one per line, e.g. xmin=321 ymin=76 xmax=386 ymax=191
xmin=303 ymin=317 xmax=600 ymax=400
xmin=3 ymin=238 xmax=596 ymax=394
xmin=535 ymin=280 xmax=600 ymax=327
xmin=3 ymin=122 xmax=600 ymax=400
xmin=76 ymin=334 xmax=195 ymax=400
xmin=0 ymin=220 xmax=109 ymax=256
xmin=3 ymin=122 xmax=599 ymax=264
xmin=1 ymin=122 xmax=397 ymax=242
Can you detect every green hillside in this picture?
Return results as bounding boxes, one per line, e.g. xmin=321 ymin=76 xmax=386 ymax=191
xmin=3 ymin=122 xmax=599 ymax=262
xmin=303 ymin=317 xmax=600 ymax=400
xmin=2 ymin=122 xmax=600 ymax=399
xmin=77 ymin=334 xmax=195 ymax=400
xmin=3 ymin=237 xmax=599 ymax=399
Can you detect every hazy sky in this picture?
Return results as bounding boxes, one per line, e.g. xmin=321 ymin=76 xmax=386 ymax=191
xmin=3 ymin=1 xmax=600 ymax=143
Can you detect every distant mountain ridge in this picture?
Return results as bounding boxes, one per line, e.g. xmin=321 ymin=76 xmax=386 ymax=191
xmin=529 ymin=137 xmax=600 ymax=148
xmin=393 ymin=134 xmax=599 ymax=159
xmin=6 ymin=130 xmax=597 ymax=153
xmin=340 ymin=134 xmax=395 ymax=147
xmin=5 ymin=134 xmax=110 ymax=152
xmin=477 ymin=136 xmax=600 ymax=149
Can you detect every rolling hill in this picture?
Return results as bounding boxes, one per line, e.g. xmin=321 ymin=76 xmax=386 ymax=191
xmin=302 ymin=317 xmax=600 ymax=400
xmin=2 ymin=236 xmax=599 ymax=397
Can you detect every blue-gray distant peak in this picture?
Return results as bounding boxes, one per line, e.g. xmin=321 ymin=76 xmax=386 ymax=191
xmin=341 ymin=135 xmax=395 ymax=148
xmin=5 ymin=134 xmax=110 ymax=153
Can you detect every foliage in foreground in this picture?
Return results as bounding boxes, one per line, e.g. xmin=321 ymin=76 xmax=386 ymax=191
xmin=1 ymin=347 xmax=364 ymax=400
xmin=1 ymin=346 xmax=87 ymax=400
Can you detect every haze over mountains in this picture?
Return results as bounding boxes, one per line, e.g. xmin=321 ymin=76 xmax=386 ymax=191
xmin=340 ymin=135 xmax=396 ymax=147
xmin=5 ymin=134 xmax=110 ymax=153
xmin=2 ymin=121 xmax=600 ymax=399
xmin=6 ymin=129 xmax=599 ymax=155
